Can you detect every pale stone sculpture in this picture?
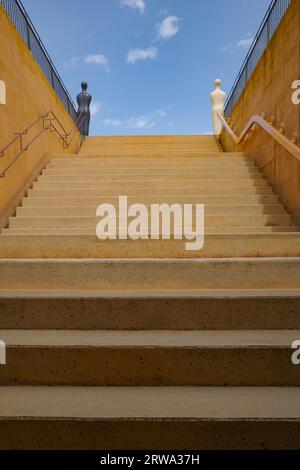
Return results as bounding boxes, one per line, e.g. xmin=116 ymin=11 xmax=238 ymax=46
xmin=210 ymin=79 xmax=226 ymax=135
xmin=0 ymin=80 xmax=6 ymax=105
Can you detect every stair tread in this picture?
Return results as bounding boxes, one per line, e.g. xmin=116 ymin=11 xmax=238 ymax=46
xmin=0 ymin=329 xmax=298 ymax=347
xmin=0 ymin=386 xmax=299 ymax=419
xmin=1 ymin=288 xmax=300 ymax=299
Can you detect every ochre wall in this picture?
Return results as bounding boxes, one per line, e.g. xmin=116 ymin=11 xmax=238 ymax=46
xmin=0 ymin=5 xmax=81 ymax=229
xmin=221 ymin=0 xmax=300 ymax=225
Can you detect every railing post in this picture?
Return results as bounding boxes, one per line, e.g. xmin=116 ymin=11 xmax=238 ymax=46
xmin=26 ymin=21 xmax=31 ymax=50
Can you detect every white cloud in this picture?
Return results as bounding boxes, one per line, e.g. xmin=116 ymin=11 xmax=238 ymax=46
xmin=126 ymin=47 xmax=158 ymax=64
xmin=84 ymin=54 xmax=109 ymax=66
xmin=121 ymin=0 xmax=145 ymax=14
xmin=158 ymin=16 xmax=181 ymax=40
xmin=90 ymin=102 xmax=101 ymax=117
xmin=64 ymin=54 xmax=109 ymax=71
xmin=237 ymin=34 xmax=254 ymax=49
xmin=103 ymin=110 xmax=166 ymax=129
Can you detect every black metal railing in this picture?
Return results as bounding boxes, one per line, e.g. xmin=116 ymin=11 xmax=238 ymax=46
xmin=0 ymin=111 xmax=84 ymax=178
xmin=0 ymin=0 xmax=77 ymax=122
xmin=224 ymin=0 xmax=291 ymax=117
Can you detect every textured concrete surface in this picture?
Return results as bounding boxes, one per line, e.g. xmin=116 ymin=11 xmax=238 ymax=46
xmin=0 ymin=386 xmax=299 ymax=418
xmin=0 ymin=330 xmax=299 ymax=386
xmin=1 ymin=290 xmax=300 ymax=330
xmin=1 ymin=258 xmax=300 ymax=290
xmin=20 ymin=194 xmax=280 ymax=206
xmin=2 ymin=234 xmax=300 ymax=258
xmin=1 ymin=329 xmax=299 ymax=347
xmin=1 ymin=419 xmax=300 ymax=450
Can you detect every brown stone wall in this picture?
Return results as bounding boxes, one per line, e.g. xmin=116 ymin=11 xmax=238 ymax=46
xmin=0 ymin=5 xmax=81 ymax=229
xmin=220 ymin=0 xmax=300 ymax=224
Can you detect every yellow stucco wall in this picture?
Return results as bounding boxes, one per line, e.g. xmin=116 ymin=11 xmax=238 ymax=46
xmin=0 ymin=5 xmax=81 ymax=229
xmin=221 ymin=0 xmax=300 ymax=225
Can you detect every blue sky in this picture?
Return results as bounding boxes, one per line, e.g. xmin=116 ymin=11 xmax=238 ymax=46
xmin=22 ymin=0 xmax=270 ymax=135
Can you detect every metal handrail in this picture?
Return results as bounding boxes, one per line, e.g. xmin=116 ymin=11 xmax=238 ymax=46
xmin=0 ymin=111 xmax=84 ymax=178
xmin=0 ymin=0 xmax=77 ymax=121
xmin=224 ymin=0 xmax=291 ymax=117
xmin=217 ymin=111 xmax=300 ymax=163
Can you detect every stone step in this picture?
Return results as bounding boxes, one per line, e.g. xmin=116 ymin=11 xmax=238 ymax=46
xmin=20 ymin=195 xmax=279 ymax=207
xmin=80 ymin=144 xmax=221 ymax=151
xmin=1 ymin=289 xmax=300 ymax=330
xmin=0 ymin=330 xmax=298 ymax=386
xmin=15 ymin=204 xmax=287 ymax=218
xmin=32 ymin=180 xmax=270 ymax=191
xmin=42 ymin=168 xmax=260 ymax=177
xmin=49 ymin=152 xmax=247 ymax=163
xmin=3 ymin=226 xmax=299 ymax=235
xmin=0 ymin=386 xmax=299 ymax=449
xmin=39 ymin=171 xmax=263 ymax=182
xmin=8 ymin=214 xmax=293 ymax=229
xmin=83 ymin=135 xmax=218 ymax=142
xmin=75 ymin=150 xmax=229 ymax=158
xmin=1 ymin=258 xmax=300 ymax=290
xmin=27 ymin=188 xmax=275 ymax=197
xmin=1 ymin=234 xmax=300 ymax=258
xmin=46 ymin=161 xmax=256 ymax=170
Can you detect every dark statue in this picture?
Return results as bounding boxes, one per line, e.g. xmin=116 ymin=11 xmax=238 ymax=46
xmin=77 ymin=82 xmax=92 ymax=136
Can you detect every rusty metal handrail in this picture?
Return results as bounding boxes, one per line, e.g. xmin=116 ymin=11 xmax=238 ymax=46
xmin=217 ymin=111 xmax=300 ymax=163
xmin=0 ymin=111 xmax=84 ymax=178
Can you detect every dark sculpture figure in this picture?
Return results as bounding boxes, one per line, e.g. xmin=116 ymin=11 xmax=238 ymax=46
xmin=77 ymin=82 xmax=92 ymax=136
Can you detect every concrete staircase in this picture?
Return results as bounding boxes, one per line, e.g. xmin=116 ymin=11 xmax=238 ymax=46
xmin=0 ymin=135 xmax=300 ymax=449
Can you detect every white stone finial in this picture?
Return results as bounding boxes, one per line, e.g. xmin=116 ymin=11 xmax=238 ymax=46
xmin=0 ymin=80 xmax=6 ymax=105
xmin=210 ymin=79 xmax=226 ymax=136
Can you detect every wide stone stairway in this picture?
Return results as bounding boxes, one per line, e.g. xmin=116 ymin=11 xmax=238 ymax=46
xmin=0 ymin=135 xmax=300 ymax=449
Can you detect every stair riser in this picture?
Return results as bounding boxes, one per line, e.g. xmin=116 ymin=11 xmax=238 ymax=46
xmin=27 ymin=188 xmax=275 ymax=197
xmin=1 ymin=297 xmax=300 ymax=330
xmin=9 ymin=215 xmax=293 ymax=229
xmin=1 ymin=234 xmax=300 ymax=258
xmin=32 ymin=181 xmax=270 ymax=190
xmin=82 ymin=135 xmax=219 ymax=143
xmin=15 ymin=205 xmax=286 ymax=217
xmin=80 ymin=148 xmax=222 ymax=154
xmin=46 ymin=164 xmax=255 ymax=172
xmin=77 ymin=151 xmax=224 ymax=158
xmin=0 ymin=419 xmax=299 ymax=450
xmin=21 ymin=195 xmax=279 ymax=207
xmin=4 ymin=227 xmax=298 ymax=235
xmin=39 ymin=173 xmax=263 ymax=182
xmin=49 ymin=154 xmax=249 ymax=163
xmin=47 ymin=160 xmax=258 ymax=165
xmin=46 ymin=163 xmax=256 ymax=171
xmin=1 ymin=259 xmax=300 ymax=289
xmin=0 ymin=347 xmax=298 ymax=386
